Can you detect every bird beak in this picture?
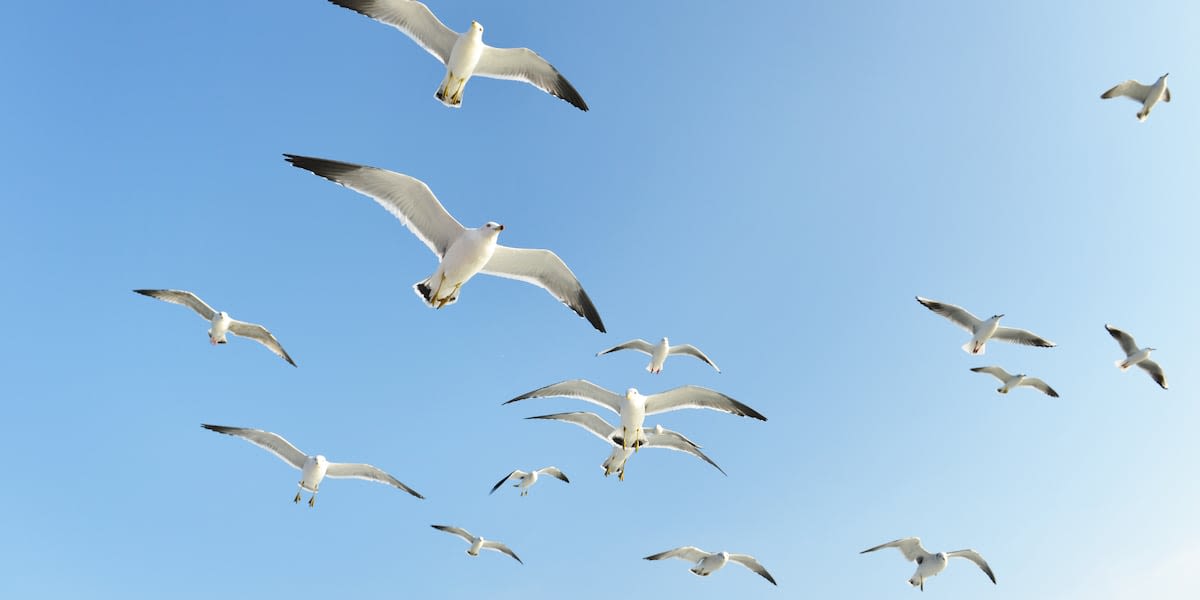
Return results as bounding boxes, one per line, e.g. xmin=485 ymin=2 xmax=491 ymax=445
xmin=496 ymin=224 xmax=505 ymax=231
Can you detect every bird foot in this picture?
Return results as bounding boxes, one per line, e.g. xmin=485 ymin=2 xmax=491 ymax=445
xmin=293 ymin=491 xmax=301 ymax=503
xmin=308 ymin=495 xmax=316 ymax=508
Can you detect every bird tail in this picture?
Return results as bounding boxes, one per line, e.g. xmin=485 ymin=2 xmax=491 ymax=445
xmin=413 ymin=279 xmax=437 ymax=307
xmin=1115 ymin=358 xmax=1131 ymax=371
xmin=1137 ymin=110 xmax=1148 ymax=122
xmin=963 ymin=340 xmax=985 ymax=355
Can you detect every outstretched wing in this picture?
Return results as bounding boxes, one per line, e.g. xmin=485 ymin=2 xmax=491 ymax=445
xmin=947 ymin=549 xmax=997 ymax=584
xmin=1101 ymin=80 xmax=1152 ymax=102
xmin=228 ymin=320 xmax=296 ymax=367
xmin=526 ymin=412 xmax=617 ymax=445
xmin=325 ymin=0 xmax=458 ymax=64
xmin=431 ymin=524 xmax=474 ymax=543
xmin=860 ymin=537 xmax=928 ymax=562
xmin=916 ymin=296 xmax=982 ymax=332
xmin=991 ymin=326 xmax=1055 ymax=348
xmin=1137 ymin=359 xmax=1168 ymax=389
xmin=970 ymin=366 xmax=1011 ymax=382
xmin=474 ymin=45 xmax=588 ymax=111
xmin=482 ymin=246 xmax=605 ymax=332
xmin=489 ymin=470 xmax=520 ymax=495
xmin=1021 ymin=377 xmax=1059 ymax=397
xmin=325 ymin=462 xmax=424 ymax=498
xmin=481 ymin=540 xmax=523 ymax=564
xmin=134 ymin=289 xmax=217 ymax=321
xmin=644 ymin=546 xmax=709 ymax=563
xmin=728 ymin=553 xmax=777 ymax=585
xmin=644 ymin=386 xmax=766 ymax=421
xmin=642 ymin=430 xmax=725 ymax=475
xmin=1105 ymin=324 xmax=1140 ymax=356
xmin=596 ymin=339 xmax=655 ymax=357
xmin=201 ymin=424 xmax=307 ymax=470
xmin=668 ymin=344 xmax=721 ymax=372
xmin=504 ymin=380 xmax=622 ymax=415
xmin=536 ymin=466 xmax=570 ymax=484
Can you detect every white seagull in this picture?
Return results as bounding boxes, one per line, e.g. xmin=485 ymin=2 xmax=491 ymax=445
xmin=916 ymin=296 xmax=1055 ymax=355
xmin=597 ymin=337 xmax=720 ymax=374
xmin=431 ymin=525 xmax=523 ymax=564
xmin=325 ymin=0 xmax=588 ymax=111
xmin=1101 ymin=74 xmax=1170 ymax=122
xmin=970 ymin=366 xmax=1059 ymax=397
xmin=134 ymin=289 xmax=296 ymax=366
xmin=285 ymin=154 xmax=605 ymax=332
xmin=1106 ymin=324 xmax=1168 ymax=389
xmin=861 ymin=537 xmax=996 ymax=591
xmin=527 ymin=411 xmax=725 ymax=480
xmin=505 ymin=379 xmax=765 ymax=453
xmin=644 ymin=547 xmax=776 ymax=586
xmin=489 ymin=467 xmax=569 ymax=496
xmin=201 ymin=424 xmax=423 ymax=506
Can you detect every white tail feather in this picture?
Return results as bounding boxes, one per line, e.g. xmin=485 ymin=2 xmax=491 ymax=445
xmin=1115 ymin=358 xmax=1131 ymax=371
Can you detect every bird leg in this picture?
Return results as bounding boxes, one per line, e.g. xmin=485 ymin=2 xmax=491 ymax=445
xmin=293 ymin=488 xmax=302 ymax=504
xmin=308 ymin=492 xmax=317 ymax=508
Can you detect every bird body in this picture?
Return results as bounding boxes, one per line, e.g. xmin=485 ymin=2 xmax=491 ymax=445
xmin=965 ymin=315 xmax=1003 ymax=355
xmin=299 ymin=455 xmax=331 ymax=493
xmin=1101 ymin=74 xmax=1170 ymax=121
xmin=860 ymin=537 xmax=995 ymax=590
xmin=208 ymin=311 xmax=232 ymax=344
xmin=416 ymin=222 xmax=502 ymax=308
xmin=437 ymin=22 xmax=486 ymax=106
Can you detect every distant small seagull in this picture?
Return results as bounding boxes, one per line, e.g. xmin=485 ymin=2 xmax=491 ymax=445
xmin=860 ymin=537 xmax=995 ymax=591
xmin=1106 ymin=325 xmax=1168 ymax=389
xmin=431 ymin=525 xmax=523 ymax=563
xmin=644 ymin=547 xmax=776 ymax=586
xmin=527 ymin=411 xmax=725 ymax=480
xmin=285 ymin=155 xmax=604 ymax=332
xmin=201 ymin=424 xmax=423 ymax=506
xmin=1101 ymin=74 xmax=1170 ymax=122
xmin=916 ymin=296 xmax=1055 ymax=355
xmin=133 ymin=289 xmax=296 ymax=366
xmin=597 ymin=337 xmax=720 ymax=374
xmin=970 ymin=366 xmax=1059 ymax=397
xmin=505 ymin=380 xmax=765 ymax=454
xmin=325 ymin=0 xmax=588 ymax=111
xmin=489 ymin=467 xmax=569 ymax=496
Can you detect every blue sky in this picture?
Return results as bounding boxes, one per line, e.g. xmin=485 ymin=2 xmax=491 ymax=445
xmin=2 ymin=1 xmax=1198 ymax=597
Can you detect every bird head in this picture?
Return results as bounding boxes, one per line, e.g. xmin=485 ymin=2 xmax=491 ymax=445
xmin=483 ymin=221 xmax=505 ymax=233
xmin=315 ymin=455 xmax=328 ymax=466
xmin=1148 ymin=347 xmax=1157 ymax=352
xmin=471 ymin=21 xmax=483 ymax=34
xmin=626 ymin=388 xmax=640 ymax=399
xmin=1161 ymin=73 xmax=1170 ymax=80
xmin=991 ymin=313 xmax=1005 ymax=320
xmin=660 ymin=336 xmax=669 ymax=344
xmin=218 ymin=311 xmax=228 ymax=319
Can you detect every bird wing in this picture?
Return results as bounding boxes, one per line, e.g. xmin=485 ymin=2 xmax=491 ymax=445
xmin=1105 ymin=324 xmax=1140 ymax=356
xmin=134 ymin=289 xmax=217 ymax=320
xmin=482 ymin=245 xmax=605 ymax=332
xmin=1164 ymin=87 xmax=1171 ymax=102
xmin=969 ymin=366 xmax=1011 ymax=382
xmin=595 ymin=339 xmax=655 ymax=357
xmin=1020 ymin=377 xmax=1059 ymax=397
xmin=325 ymin=462 xmax=424 ymax=498
xmin=536 ymin=466 xmax=570 ymax=484
xmin=860 ymin=537 xmax=928 ymax=562
xmin=668 ymin=344 xmax=721 ymax=372
xmin=431 ymin=524 xmax=475 ymax=543
xmin=201 ymin=424 xmax=307 ymax=470
xmin=489 ymin=470 xmax=520 ymax=494
xmin=643 ymin=430 xmax=725 ymax=475
xmin=325 ymin=0 xmax=457 ymax=63
xmin=228 ymin=320 xmax=297 ymax=367
xmin=644 ymin=546 xmax=709 ymax=563
xmin=643 ymin=385 xmax=766 ymax=421
xmin=991 ymin=326 xmax=1055 ymax=347
xmin=1101 ymin=80 xmax=1153 ymax=102
xmin=1137 ymin=359 xmax=1168 ymax=389
xmin=474 ymin=45 xmax=588 ymax=111
xmin=284 ymin=154 xmax=465 ymax=258
xmin=481 ymin=540 xmax=523 ymax=564
xmin=504 ymin=380 xmax=622 ymax=415
xmin=727 ymin=554 xmax=777 ymax=585
xmin=525 ymin=412 xmax=616 ymax=445
xmin=915 ymin=296 xmax=981 ymax=332
xmin=947 ymin=549 xmax=997 ymax=584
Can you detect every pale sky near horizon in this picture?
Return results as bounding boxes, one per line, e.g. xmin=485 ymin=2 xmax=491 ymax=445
xmin=2 ymin=1 xmax=1198 ymax=598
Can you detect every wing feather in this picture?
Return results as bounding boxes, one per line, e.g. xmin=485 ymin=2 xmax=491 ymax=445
xmin=201 ymin=424 xmax=308 ymax=470
xmin=475 ymin=46 xmax=588 ymax=111
xmin=643 ymin=386 xmax=766 ymax=421
xmin=1105 ymin=324 xmax=1140 ymax=356
xmin=504 ymin=380 xmax=622 ymax=415
xmin=596 ymin=339 xmax=655 ymax=357
xmin=916 ymin=296 xmax=982 ymax=332
xmin=644 ymin=546 xmax=709 ymax=563
xmin=326 ymin=0 xmax=457 ymax=63
xmin=728 ymin=554 xmax=777 ymax=585
xmin=947 ymin=549 xmax=997 ymax=584
xmin=668 ymin=344 xmax=721 ymax=372
xmin=1137 ymin=359 xmax=1168 ymax=389
xmin=134 ymin=289 xmax=217 ymax=320
xmin=228 ymin=320 xmax=296 ymax=367
xmin=482 ymin=245 xmax=605 ymax=332
xmin=326 ymin=462 xmax=424 ymax=498
xmin=860 ymin=537 xmax=928 ymax=562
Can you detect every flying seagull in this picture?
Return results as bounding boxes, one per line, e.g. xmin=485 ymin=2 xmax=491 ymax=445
xmin=861 ymin=537 xmax=995 ymax=591
xmin=489 ymin=467 xmax=569 ymax=496
xmin=916 ymin=296 xmax=1055 ymax=355
xmin=200 ymin=424 xmax=423 ymax=506
xmin=431 ymin=525 xmax=523 ymax=564
xmin=597 ymin=337 xmax=720 ymax=374
xmin=325 ymin=0 xmax=588 ymax=111
xmin=644 ymin=547 xmax=776 ymax=586
xmin=1106 ymin=324 xmax=1168 ymax=389
xmin=1101 ymin=74 xmax=1170 ymax=122
xmin=285 ymin=154 xmax=605 ymax=332
xmin=970 ymin=366 xmax=1059 ymax=397
xmin=527 ymin=411 xmax=725 ymax=480
xmin=133 ymin=289 xmax=296 ymax=366
xmin=505 ymin=379 xmax=765 ymax=453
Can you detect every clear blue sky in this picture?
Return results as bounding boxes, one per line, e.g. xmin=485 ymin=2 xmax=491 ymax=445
xmin=2 ymin=1 xmax=1197 ymax=598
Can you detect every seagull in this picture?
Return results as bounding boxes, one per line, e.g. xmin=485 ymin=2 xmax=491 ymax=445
xmin=916 ymin=296 xmax=1055 ymax=355
xmin=324 ymin=0 xmax=588 ymax=111
xmin=644 ymin=547 xmax=776 ymax=586
xmin=489 ymin=467 xmax=569 ymax=496
xmin=1106 ymin=325 xmax=1168 ymax=389
xmin=861 ymin=537 xmax=995 ymax=591
xmin=596 ymin=337 xmax=720 ymax=374
xmin=431 ymin=525 xmax=523 ymax=563
xmin=1101 ymin=74 xmax=1170 ymax=122
xmin=505 ymin=379 xmax=765 ymax=454
xmin=970 ymin=366 xmax=1059 ymax=397
xmin=133 ymin=289 xmax=296 ymax=366
xmin=285 ymin=154 xmax=605 ymax=332
xmin=200 ymin=424 xmax=423 ymax=506
xmin=527 ymin=411 xmax=725 ymax=480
